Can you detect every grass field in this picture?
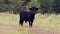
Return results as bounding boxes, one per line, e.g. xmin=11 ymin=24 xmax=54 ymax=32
xmin=0 ymin=12 xmax=60 ymax=34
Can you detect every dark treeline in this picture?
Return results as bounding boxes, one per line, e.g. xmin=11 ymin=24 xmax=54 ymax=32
xmin=0 ymin=0 xmax=60 ymax=14
xmin=38 ymin=0 xmax=60 ymax=14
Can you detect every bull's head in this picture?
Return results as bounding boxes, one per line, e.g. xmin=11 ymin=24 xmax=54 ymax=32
xmin=29 ymin=6 xmax=39 ymax=14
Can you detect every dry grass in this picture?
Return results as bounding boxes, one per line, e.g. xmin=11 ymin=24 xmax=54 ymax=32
xmin=34 ymin=13 xmax=60 ymax=32
xmin=0 ymin=12 xmax=60 ymax=34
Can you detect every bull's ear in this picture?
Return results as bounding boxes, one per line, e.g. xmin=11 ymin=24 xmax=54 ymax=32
xmin=29 ymin=8 xmax=31 ymax=10
xmin=36 ymin=8 xmax=39 ymax=10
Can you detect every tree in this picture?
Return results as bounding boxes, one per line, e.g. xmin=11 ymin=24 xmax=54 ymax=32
xmin=4 ymin=0 xmax=12 ymax=5
xmin=38 ymin=0 xmax=48 ymax=14
xmin=53 ymin=0 xmax=60 ymax=13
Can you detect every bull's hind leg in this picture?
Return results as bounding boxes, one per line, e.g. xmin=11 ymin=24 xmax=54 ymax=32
xmin=19 ymin=19 xmax=24 ymax=26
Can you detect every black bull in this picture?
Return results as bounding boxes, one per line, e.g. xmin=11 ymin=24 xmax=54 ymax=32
xmin=19 ymin=7 xmax=39 ymax=27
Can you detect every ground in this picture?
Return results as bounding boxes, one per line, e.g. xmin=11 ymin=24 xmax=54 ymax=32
xmin=0 ymin=12 xmax=60 ymax=34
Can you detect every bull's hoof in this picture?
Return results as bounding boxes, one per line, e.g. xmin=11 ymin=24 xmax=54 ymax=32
xmin=20 ymin=24 xmax=23 ymax=26
xmin=29 ymin=25 xmax=32 ymax=27
xmin=19 ymin=24 xmax=23 ymax=26
xmin=21 ymin=25 xmax=23 ymax=26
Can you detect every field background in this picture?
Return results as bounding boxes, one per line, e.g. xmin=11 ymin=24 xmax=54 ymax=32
xmin=0 ymin=12 xmax=60 ymax=34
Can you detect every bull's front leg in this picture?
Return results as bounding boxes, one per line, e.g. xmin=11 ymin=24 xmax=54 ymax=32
xmin=29 ymin=21 xmax=33 ymax=27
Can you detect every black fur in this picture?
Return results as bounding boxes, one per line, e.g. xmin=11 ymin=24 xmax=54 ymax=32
xmin=19 ymin=7 xmax=38 ymax=27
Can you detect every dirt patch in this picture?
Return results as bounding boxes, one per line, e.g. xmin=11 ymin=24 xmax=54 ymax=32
xmin=0 ymin=23 xmax=60 ymax=34
xmin=28 ymin=26 xmax=60 ymax=34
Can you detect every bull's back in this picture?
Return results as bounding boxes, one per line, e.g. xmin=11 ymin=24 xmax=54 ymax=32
xmin=20 ymin=11 xmax=28 ymax=21
xmin=20 ymin=10 xmax=35 ymax=22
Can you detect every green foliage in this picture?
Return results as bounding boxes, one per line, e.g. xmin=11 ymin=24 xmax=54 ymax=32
xmin=38 ymin=0 xmax=48 ymax=14
xmin=0 ymin=0 xmax=23 ymax=13
xmin=53 ymin=0 xmax=60 ymax=13
xmin=0 ymin=0 xmax=60 ymax=14
xmin=0 ymin=0 xmax=40 ymax=14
